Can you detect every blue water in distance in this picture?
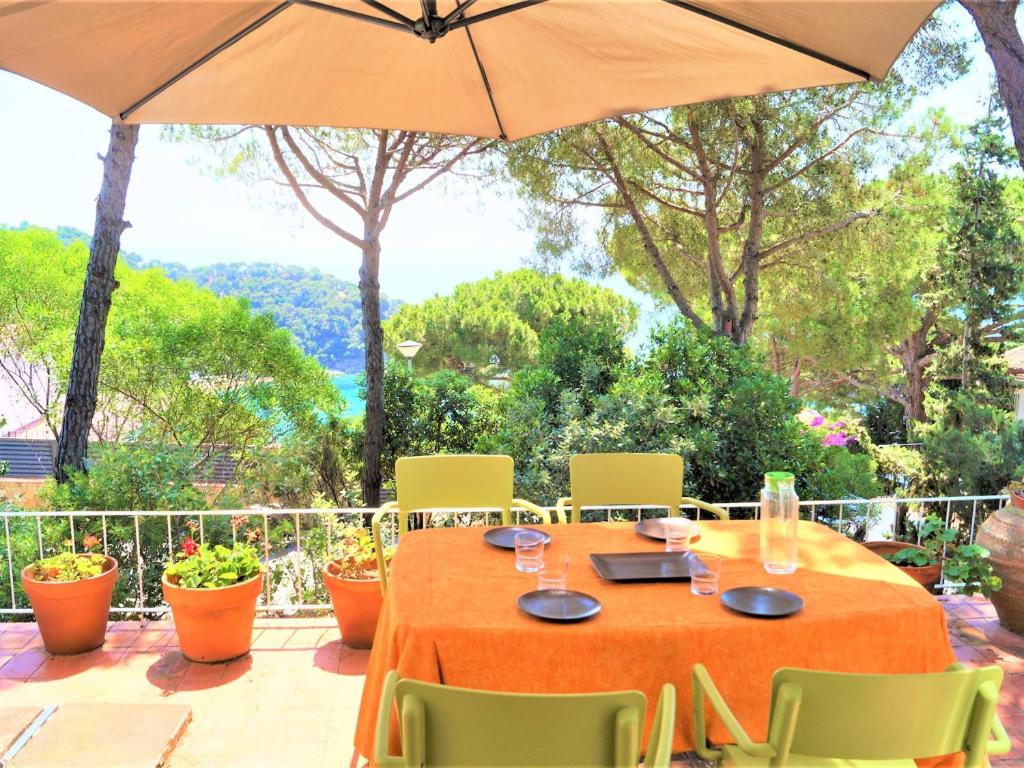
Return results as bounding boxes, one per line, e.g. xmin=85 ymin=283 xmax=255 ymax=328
xmin=332 ymin=373 xmax=365 ymax=417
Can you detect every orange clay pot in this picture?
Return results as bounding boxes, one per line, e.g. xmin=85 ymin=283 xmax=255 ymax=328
xmin=21 ymin=555 xmax=118 ymax=655
xmin=323 ymin=560 xmax=383 ymax=649
xmin=162 ymin=572 xmax=262 ymax=663
xmin=862 ymin=541 xmax=942 ymax=594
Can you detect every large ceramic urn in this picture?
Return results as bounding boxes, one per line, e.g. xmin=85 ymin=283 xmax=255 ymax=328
xmin=976 ymin=492 xmax=1024 ymax=633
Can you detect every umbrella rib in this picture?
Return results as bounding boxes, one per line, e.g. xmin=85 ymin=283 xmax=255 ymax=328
xmin=447 ymin=0 xmax=548 ymax=33
xmin=463 ymin=25 xmax=507 ymax=140
xmin=119 ymin=1 xmax=294 ymax=120
xmin=661 ymin=0 xmax=872 ymax=81
xmin=296 ymin=0 xmax=416 ymax=33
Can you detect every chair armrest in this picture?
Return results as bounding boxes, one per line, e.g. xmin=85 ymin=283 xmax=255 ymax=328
xmin=692 ymin=664 xmax=775 ymax=761
xmin=644 ymin=683 xmax=676 ymax=768
xmin=680 ymin=496 xmax=729 ymax=521
xmin=372 ymin=502 xmax=399 ymax=596
xmin=989 ymin=712 xmax=1012 ymax=755
xmin=513 ymin=498 xmax=551 ymax=525
xmin=555 ymin=497 xmax=572 ymax=525
xmin=372 ymin=670 xmax=405 ymax=767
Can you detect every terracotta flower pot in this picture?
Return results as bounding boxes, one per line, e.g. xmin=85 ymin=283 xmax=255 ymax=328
xmin=162 ymin=572 xmax=262 ymax=663
xmin=21 ymin=555 xmax=118 ymax=655
xmin=323 ymin=560 xmax=383 ymax=649
xmin=862 ymin=541 xmax=942 ymax=594
xmin=977 ymin=501 xmax=1024 ymax=634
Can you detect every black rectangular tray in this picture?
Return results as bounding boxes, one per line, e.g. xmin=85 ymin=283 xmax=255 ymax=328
xmin=589 ymin=552 xmax=693 ymax=582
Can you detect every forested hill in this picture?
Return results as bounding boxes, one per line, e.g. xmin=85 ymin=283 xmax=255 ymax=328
xmin=49 ymin=225 xmax=397 ymax=372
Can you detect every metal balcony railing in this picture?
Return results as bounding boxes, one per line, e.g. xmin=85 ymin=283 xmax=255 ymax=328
xmin=0 ymin=494 xmax=1009 ymax=616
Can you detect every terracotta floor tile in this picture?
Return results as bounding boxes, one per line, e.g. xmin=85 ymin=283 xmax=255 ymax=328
xmin=0 ymin=649 xmax=48 ymax=680
xmin=250 ymin=628 xmax=296 ymax=650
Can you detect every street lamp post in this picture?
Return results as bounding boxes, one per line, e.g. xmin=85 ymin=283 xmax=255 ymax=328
xmin=396 ymin=339 xmax=423 ymax=371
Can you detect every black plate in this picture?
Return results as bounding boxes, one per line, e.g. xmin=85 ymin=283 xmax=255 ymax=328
xmin=634 ymin=518 xmax=702 ymax=542
xmin=590 ymin=552 xmax=693 ymax=582
xmin=483 ymin=526 xmax=551 ymax=550
xmin=517 ymin=590 xmax=602 ymax=622
xmin=720 ymin=587 xmax=803 ymax=618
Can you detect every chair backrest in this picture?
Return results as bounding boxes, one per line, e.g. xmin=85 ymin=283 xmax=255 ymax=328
xmin=394 ymin=677 xmax=648 ymax=767
xmin=568 ymin=453 xmax=683 ymax=523
xmin=770 ymin=665 xmax=1004 ymax=765
xmin=395 ymin=455 xmax=514 ymax=534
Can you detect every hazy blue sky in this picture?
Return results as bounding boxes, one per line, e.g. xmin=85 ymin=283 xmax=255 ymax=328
xmin=0 ymin=4 xmax=1000 ymax=312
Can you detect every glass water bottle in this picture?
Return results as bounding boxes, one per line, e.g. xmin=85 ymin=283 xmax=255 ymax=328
xmin=760 ymin=471 xmax=799 ymax=574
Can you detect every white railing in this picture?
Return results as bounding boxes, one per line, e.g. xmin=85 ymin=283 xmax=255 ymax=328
xmin=0 ymin=495 xmax=1008 ymax=616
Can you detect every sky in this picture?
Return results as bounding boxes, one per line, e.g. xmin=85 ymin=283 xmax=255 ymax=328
xmin=0 ymin=4 xmax=1004 ymax=315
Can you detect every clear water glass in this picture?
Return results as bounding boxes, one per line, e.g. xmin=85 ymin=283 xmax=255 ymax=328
xmin=514 ymin=531 xmax=546 ymax=573
xmin=662 ymin=517 xmax=693 ymax=553
xmin=690 ymin=553 xmax=722 ymax=596
xmin=537 ymin=557 xmax=569 ymax=590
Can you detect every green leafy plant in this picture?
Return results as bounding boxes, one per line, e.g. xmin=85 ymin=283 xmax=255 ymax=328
xmin=328 ymin=527 xmax=393 ymax=580
xmin=28 ymin=534 xmax=107 ymax=583
xmin=164 ymin=540 xmax=262 ymax=590
xmin=887 ymin=514 xmax=1001 ymax=597
xmin=886 ymin=515 xmax=956 ymax=567
xmin=943 ymin=543 xmax=1002 ymax=599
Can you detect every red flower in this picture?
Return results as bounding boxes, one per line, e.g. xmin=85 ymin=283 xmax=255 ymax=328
xmin=182 ymin=537 xmax=198 ymax=556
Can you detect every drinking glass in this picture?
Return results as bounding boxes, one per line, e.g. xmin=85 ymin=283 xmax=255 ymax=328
xmin=514 ymin=530 xmax=546 ymax=573
xmin=690 ymin=553 xmax=722 ymax=596
xmin=537 ymin=557 xmax=569 ymax=590
xmin=662 ymin=517 xmax=693 ymax=553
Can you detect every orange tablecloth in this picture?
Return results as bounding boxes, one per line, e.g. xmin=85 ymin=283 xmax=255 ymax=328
xmin=354 ymin=521 xmax=954 ymax=759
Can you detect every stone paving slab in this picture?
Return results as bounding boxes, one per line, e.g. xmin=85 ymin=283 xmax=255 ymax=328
xmin=8 ymin=704 xmax=191 ymax=768
xmin=0 ymin=707 xmax=42 ymax=756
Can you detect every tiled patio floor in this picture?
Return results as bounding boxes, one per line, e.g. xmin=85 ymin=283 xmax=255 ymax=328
xmin=0 ymin=595 xmax=1019 ymax=767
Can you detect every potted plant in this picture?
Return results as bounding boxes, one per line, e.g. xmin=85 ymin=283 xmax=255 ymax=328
xmin=162 ymin=535 xmax=263 ymax=663
xmin=865 ymin=514 xmax=1001 ymax=597
xmin=21 ymin=534 xmax=118 ymax=655
xmin=322 ymin=526 xmax=393 ymax=648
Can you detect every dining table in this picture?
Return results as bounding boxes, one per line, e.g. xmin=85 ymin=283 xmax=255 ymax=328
xmin=353 ymin=519 xmax=956 ymax=762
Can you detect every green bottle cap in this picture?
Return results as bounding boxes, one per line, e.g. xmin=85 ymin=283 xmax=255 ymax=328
xmin=765 ymin=471 xmax=795 ymax=491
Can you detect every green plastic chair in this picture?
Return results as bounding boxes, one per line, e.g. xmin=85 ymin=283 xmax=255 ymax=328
xmin=370 ymin=455 xmax=550 ymax=594
xmin=374 ymin=670 xmax=676 ymax=767
xmin=692 ymin=662 xmax=1011 ymax=767
xmin=555 ymin=453 xmax=728 ymax=524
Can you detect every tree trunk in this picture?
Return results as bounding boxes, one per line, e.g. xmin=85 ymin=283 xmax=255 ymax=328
xmin=54 ymin=121 xmax=139 ymax=482
xmin=960 ymin=0 xmax=1024 ymax=172
xmin=359 ymin=238 xmax=384 ymax=506
xmin=789 ymin=358 xmax=802 ymax=398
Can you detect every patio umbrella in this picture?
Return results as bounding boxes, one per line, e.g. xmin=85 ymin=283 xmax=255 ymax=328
xmin=1 ymin=0 xmax=939 ymax=140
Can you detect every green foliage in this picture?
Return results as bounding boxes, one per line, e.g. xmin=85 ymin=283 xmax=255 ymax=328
xmin=28 ymin=552 xmax=106 ymax=583
xmin=379 ymin=361 xmax=502 ymax=487
xmin=42 ymin=444 xmax=209 ymax=512
xmin=887 ymin=515 xmax=957 ymax=566
xmin=0 ymin=226 xmax=340 ymax=470
xmin=164 ymin=542 xmax=262 ymax=590
xmin=485 ymin=318 xmax=879 ymax=506
xmin=383 ymin=269 xmax=636 ymax=377
xmin=943 ymin=543 xmax=1002 ymax=599
xmin=916 ymin=393 xmax=1024 ymax=497
xmin=126 ymin=257 xmax=400 ymax=372
xmin=863 ymin=398 xmax=908 ymax=445
xmin=328 ymin=526 xmax=393 ymax=580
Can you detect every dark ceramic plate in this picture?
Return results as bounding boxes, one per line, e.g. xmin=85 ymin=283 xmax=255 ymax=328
xmin=590 ymin=551 xmax=693 ymax=582
xmin=720 ymin=587 xmax=803 ymax=618
xmin=483 ymin=526 xmax=551 ymax=550
xmin=517 ymin=590 xmax=602 ymax=622
xmin=634 ymin=518 xmax=702 ymax=543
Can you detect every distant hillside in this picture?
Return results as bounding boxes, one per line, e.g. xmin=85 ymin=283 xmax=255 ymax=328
xmin=48 ymin=225 xmax=398 ymax=372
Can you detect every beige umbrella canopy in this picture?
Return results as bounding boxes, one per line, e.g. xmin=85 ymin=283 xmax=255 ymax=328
xmin=2 ymin=0 xmax=938 ymax=140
